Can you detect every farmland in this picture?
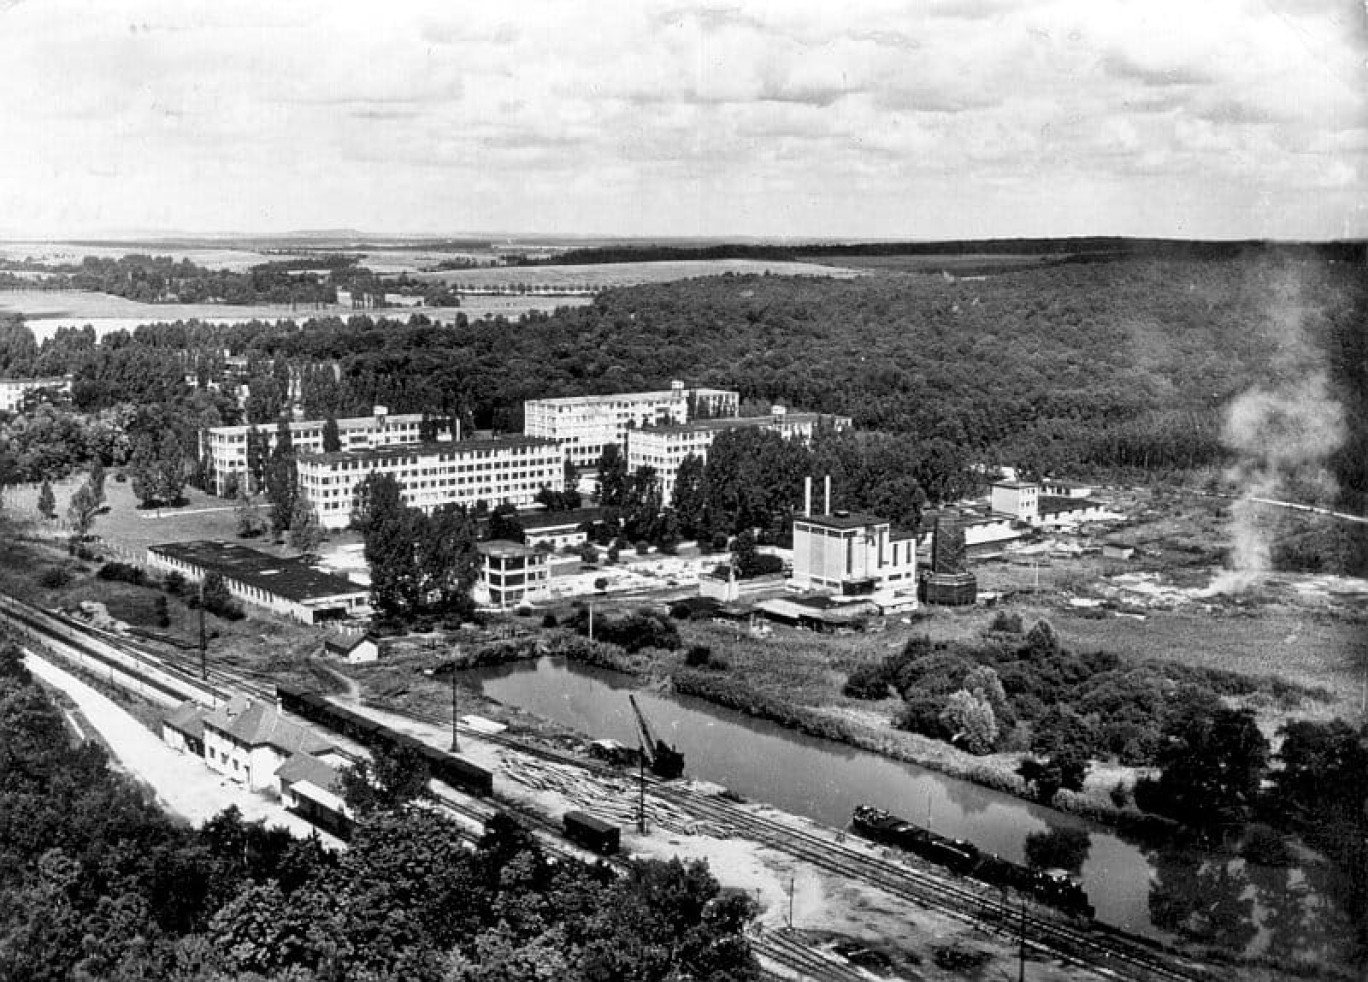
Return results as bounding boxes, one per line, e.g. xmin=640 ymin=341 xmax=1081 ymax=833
xmin=412 ymin=258 xmax=861 ymax=290
xmin=0 ymin=289 xmax=590 ymax=342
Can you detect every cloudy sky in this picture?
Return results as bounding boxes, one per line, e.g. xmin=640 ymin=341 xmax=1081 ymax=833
xmin=0 ymin=0 xmax=1363 ymax=241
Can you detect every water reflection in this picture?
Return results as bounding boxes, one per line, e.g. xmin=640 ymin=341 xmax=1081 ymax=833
xmin=468 ymin=655 xmax=1346 ymax=960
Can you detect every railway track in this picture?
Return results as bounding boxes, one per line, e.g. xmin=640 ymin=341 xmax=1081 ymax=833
xmin=0 ymin=599 xmax=1212 ymax=982
xmin=386 ymin=698 xmax=1211 ymax=982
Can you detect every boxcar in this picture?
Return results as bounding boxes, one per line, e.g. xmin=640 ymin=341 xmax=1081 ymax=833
xmin=563 ymin=810 xmax=620 ymax=855
xmin=430 ymin=751 xmax=494 ymax=797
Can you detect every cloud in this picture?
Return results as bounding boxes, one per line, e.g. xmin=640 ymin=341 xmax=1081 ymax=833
xmin=0 ymin=0 xmax=1362 ymax=238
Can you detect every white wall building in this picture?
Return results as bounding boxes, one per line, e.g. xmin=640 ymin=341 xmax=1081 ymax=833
xmin=296 ymin=435 xmax=565 ymax=530
xmin=474 ymin=540 xmax=551 ymax=610
xmin=990 ymin=480 xmax=1040 ymax=522
xmin=626 ymin=407 xmax=851 ymax=504
xmin=202 ymin=697 xmax=334 ymax=792
xmin=790 ymin=511 xmax=918 ymax=599
xmin=0 ymin=376 xmax=71 ymax=413
xmin=202 ymin=405 xmax=457 ymax=495
xmin=524 ymin=381 xmax=739 ymax=469
xmin=147 ymin=541 xmax=372 ymax=624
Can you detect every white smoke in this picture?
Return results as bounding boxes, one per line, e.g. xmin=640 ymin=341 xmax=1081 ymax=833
xmin=1209 ymin=372 xmax=1346 ymax=595
xmin=1207 ymin=265 xmax=1347 ymax=596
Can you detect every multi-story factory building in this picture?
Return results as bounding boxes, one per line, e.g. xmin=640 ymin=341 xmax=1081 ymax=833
xmin=201 ymin=405 xmax=456 ymax=495
xmin=626 ymin=406 xmax=851 ymax=504
xmin=523 ymin=380 xmax=739 ymax=470
xmin=296 ymin=436 xmax=563 ymax=530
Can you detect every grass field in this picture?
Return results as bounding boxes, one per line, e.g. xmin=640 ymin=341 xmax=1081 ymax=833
xmin=0 ymin=290 xmax=591 ymax=342
xmin=411 ymin=258 xmax=862 ymax=290
xmin=810 ymin=253 xmax=1079 ymax=275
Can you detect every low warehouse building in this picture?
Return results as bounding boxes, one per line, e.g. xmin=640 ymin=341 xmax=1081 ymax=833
xmin=147 ymin=540 xmax=372 ymax=624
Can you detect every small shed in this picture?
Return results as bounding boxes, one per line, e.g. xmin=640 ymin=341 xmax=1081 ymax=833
xmin=1102 ymin=541 xmax=1136 ymax=560
xmin=324 ymin=633 xmax=382 ymax=664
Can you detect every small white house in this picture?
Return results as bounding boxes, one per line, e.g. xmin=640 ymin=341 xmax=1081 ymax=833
xmin=324 ymin=633 xmax=382 ymax=664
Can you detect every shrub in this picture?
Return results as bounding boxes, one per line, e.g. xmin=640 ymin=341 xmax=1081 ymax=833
xmin=635 ymin=540 xmax=650 ymax=555
xmin=154 ymin=594 xmax=171 ymax=629
xmin=97 ymin=561 xmax=146 ymax=586
xmin=842 ymin=664 xmax=891 ymax=700
xmin=39 ymin=566 xmax=72 ymax=589
xmin=541 ymin=612 xmax=558 ymax=629
xmin=940 ymin=689 xmax=998 ymax=754
xmin=988 ymin=610 xmax=1023 ymax=634
xmin=593 ymin=577 xmax=609 ymax=592
xmin=895 ymin=693 xmax=951 ymax=740
xmin=163 ymin=570 xmax=186 ymax=596
xmin=684 ymin=645 xmax=713 ymax=668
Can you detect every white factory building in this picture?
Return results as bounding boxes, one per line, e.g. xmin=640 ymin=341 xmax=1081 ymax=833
xmin=524 ymin=381 xmax=739 ymax=470
xmin=296 ymin=435 xmax=564 ymax=530
xmin=626 ymin=407 xmax=851 ymax=503
xmin=201 ymin=405 xmax=457 ymax=495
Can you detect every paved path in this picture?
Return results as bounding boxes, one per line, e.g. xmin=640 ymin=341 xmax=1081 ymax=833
xmin=25 ymin=650 xmax=335 ymax=842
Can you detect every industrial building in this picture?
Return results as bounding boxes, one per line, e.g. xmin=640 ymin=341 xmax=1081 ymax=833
xmin=991 ymin=478 xmax=1106 ymax=527
xmin=524 ymin=380 xmax=739 ymax=469
xmin=625 ymin=406 xmax=851 ymax=503
xmin=146 ymin=540 xmax=372 ymax=624
xmin=474 ymin=540 xmax=551 ymax=610
xmin=295 ymin=435 xmax=564 ymax=530
xmin=201 ymin=405 xmax=457 ymax=495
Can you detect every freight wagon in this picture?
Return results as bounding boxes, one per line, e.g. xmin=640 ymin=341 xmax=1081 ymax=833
xmin=563 ymin=810 xmax=620 ymax=855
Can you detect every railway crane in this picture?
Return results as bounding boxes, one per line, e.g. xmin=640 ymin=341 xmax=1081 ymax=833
xmin=629 ymin=694 xmax=685 ymax=779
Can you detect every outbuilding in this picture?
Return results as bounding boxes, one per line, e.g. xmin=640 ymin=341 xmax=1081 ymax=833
xmin=324 ymin=633 xmax=382 ymax=664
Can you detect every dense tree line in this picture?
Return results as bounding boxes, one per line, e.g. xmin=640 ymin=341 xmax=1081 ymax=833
xmin=1 ymin=252 xmax=1363 ymax=515
xmin=0 ymin=641 xmax=759 ymax=980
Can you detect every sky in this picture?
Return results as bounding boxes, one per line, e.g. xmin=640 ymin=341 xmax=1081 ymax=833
xmin=0 ymin=0 xmax=1364 ymax=241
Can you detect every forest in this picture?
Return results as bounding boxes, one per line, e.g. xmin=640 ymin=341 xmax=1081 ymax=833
xmin=0 ymin=640 xmax=759 ymax=981
xmin=0 ymin=252 xmax=1364 ymax=529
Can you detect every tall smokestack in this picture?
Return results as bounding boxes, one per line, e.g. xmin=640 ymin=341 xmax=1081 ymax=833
xmin=824 ymin=475 xmax=831 ymax=515
xmin=804 ymin=476 xmax=812 ymax=517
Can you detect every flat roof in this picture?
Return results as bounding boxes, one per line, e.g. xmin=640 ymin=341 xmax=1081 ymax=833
xmin=149 ymin=541 xmax=367 ymax=603
xmin=207 ymin=411 xmax=434 ymax=436
xmin=992 ymin=480 xmax=1037 ymax=490
xmin=1038 ymin=495 xmax=1102 ymax=515
xmin=521 ymin=507 xmax=603 ymax=531
xmin=527 ymin=386 xmax=735 ymax=407
xmin=640 ymin=412 xmax=845 ymax=437
xmin=302 ymin=434 xmax=558 ymax=465
xmin=795 ymin=512 xmax=889 ymax=531
xmin=478 ymin=539 xmax=540 ymax=559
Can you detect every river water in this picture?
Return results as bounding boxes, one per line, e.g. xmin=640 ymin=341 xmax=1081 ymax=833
xmin=467 ymin=656 xmax=1348 ymax=961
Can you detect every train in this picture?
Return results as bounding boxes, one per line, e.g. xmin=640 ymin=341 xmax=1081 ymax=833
xmin=563 ymin=810 xmax=620 ymax=855
xmin=276 ymin=683 xmax=494 ymax=798
xmin=851 ymin=805 xmax=1094 ymax=919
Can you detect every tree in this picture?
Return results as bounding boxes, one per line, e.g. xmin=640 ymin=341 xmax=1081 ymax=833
xmin=158 ymin=429 xmax=187 ymax=505
xmin=1024 ymin=827 xmax=1091 ymax=872
xmin=421 ymin=504 xmax=482 ymax=620
xmin=287 ymin=494 xmax=323 ymax=556
xmin=671 ymin=453 xmax=709 ymax=539
xmin=87 ymin=459 xmax=106 ymax=508
xmin=234 ymin=483 xmax=266 ymax=538
xmin=1018 ymin=750 xmax=1088 ymax=803
xmin=36 ymin=479 xmax=55 ymax=521
xmin=622 ymin=465 xmax=662 ymax=542
xmin=340 ymin=742 xmax=430 ymax=815
xmin=487 ymin=504 xmax=525 ymax=543
xmin=1136 ymin=707 xmax=1269 ymax=829
xmin=595 ymin=443 xmax=629 ymax=507
xmin=244 ymin=426 xmax=267 ymax=493
xmin=360 ymin=474 xmax=422 ymax=622
xmin=127 ymin=432 xmax=160 ymax=507
xmin=198 ymin=571 xmax=244 ymax=620
xmin=321 ymin=416 xmax=342 ymax=453
xmin=940 ymin=688 xmax=998 ymax=754
xmin=66 ymin=481 xmax=100 ymax=544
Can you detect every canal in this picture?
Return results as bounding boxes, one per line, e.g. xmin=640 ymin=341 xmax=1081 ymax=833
xmin=467 ymin=656 xmax=1345 ymax=961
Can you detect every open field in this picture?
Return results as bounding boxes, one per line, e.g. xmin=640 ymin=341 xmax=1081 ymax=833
xmin=0 ymin=240 xmax=312 ymax=272
xmin=808 ymin=252 xmax=1087 ymax=275
xmin=412 ymin=258 xmax=862 ymax=290
xmin=0 ymin=289 xmax=590 ymax=341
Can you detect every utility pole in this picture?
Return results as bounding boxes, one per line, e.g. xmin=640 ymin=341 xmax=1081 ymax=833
xmin=637 ymin=738 xmax=647 ymax=833
xmin=1019 ymin=896 xmax=1027 ymax=982
xmin=588 ymin=601 xmax=594 ymax=643
xmin=451 ymin=646 xmax=460 ymax=752
xmin=787 ymin=876 xmax=794 ymax=930
xmin=198 ymin=578 xmax=207 ymax=683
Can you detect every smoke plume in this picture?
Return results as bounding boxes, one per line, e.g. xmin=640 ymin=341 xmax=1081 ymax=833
xmin=1208 ymin=266 xmax=1347 ymax=595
